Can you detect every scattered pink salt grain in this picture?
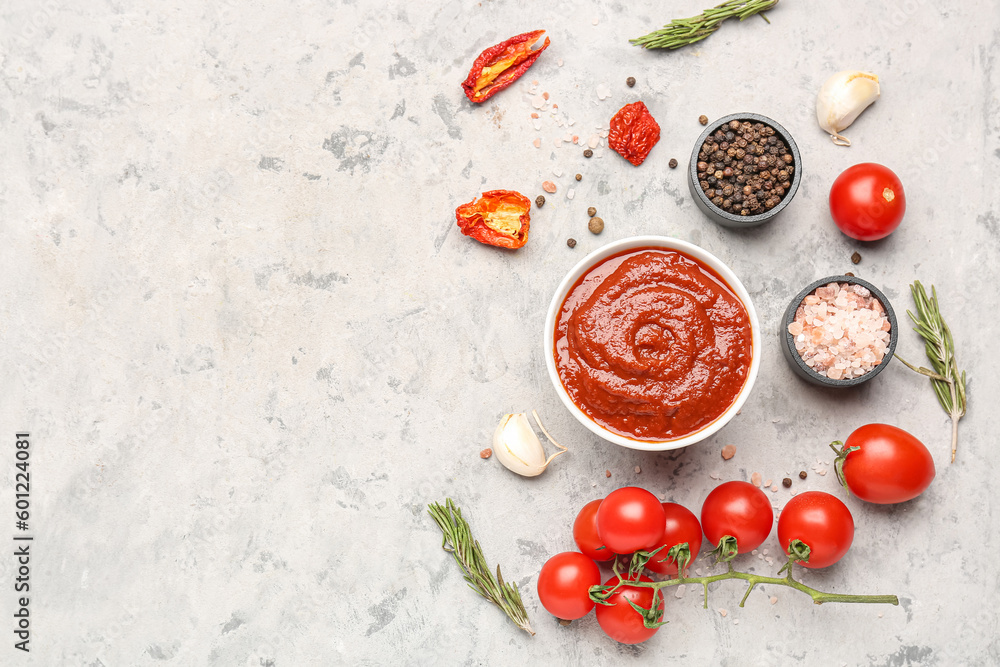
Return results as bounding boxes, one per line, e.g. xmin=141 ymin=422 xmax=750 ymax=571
xmin=542 ymin=181 xmax=557 ymax=193
xmin=542 ymin=92 xmax=550 ymax=100
xmin=531 ymin=112 xmax=539 ymax=119
xmin=721 ymin=445 xmax=736 ymax=460
xmin=789 ymin=282 xmax=891 ymax=380
xmin=751 ymin=472 xmax=762 ymax=487
xmin=770 ymin=596 xmax=778 ymax=605
xmin=572 ymin=135 xmax=579 ymax=144
xmin=532 ymin=138 xmax=541 ymax=148
xmin=718 ymin=608 xmax=728 ymax=617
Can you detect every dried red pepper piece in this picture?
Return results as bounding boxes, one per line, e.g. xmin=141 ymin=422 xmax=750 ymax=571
xmin=608 ymin=101 xmax=661 ymax=166
xmin=462 ymin=30 xmax=550 ymax=104
xmin=455 ymin=190 xmax=532 ymax=249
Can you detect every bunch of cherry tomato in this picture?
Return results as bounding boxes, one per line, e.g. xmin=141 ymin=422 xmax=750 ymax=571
xmin=537 ymin=423 xmax=936 ymax=645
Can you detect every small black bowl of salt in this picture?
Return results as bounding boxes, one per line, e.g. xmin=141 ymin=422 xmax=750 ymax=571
xmin=780 ymin=275 xmax=898 ymax=388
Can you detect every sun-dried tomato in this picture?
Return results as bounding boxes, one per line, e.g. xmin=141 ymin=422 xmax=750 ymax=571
xmin=455 ymin=190 xmax=531 ymax=249
xmin=462 ymin=30 xmax=550 ymax=104
xmin=608 ymin=101 xmax=661 ymax=166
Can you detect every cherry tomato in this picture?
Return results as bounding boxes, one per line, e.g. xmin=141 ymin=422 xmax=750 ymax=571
xmin=777 ymin=491 xmax=854 ymax=569
xmin=573 ymin=499 xmax=614 ymax=562
xmin=595 ymin=574 xmax=663 ymax=644
xmin=829 ymin=163 xmax=906 ymax=241
xmin=834 ymin=423 xmax=935 ymax=504
xmin=701 ymin=481 xmax=773 ymax=554
xmin=597 ymin=487 xmax=666 ymax=555
xmin=643 ymin=503 xmax=703 ymax=576
xmin=536 ymin=552 xmax=602 ymax=620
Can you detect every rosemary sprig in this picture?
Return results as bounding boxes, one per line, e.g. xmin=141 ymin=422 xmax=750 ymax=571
xmin=428 ymin=499 xmax=534 ymax=635
xmin=894 ymin=281 xmax=967 ymax=462
xmin=630 ymin=0 xmax=779 ymax=50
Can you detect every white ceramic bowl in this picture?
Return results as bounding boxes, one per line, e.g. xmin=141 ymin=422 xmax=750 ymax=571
xmin=544 ymin=236 xmax=761 ymax=451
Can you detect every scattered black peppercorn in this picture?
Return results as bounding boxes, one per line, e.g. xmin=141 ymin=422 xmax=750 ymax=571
xmin=669 ymin=158 xmax=678 ymax=169
xmin=535 ymin=195 xmax=545 ymax=208
xmin=799 ymin=471 xmax=807 ymax=480
xmin=851 ymin=251 xmax=862 ymax=264
xmin=575 ymin=173 xmax=582 ymax=181
xmin=587 ymin=207 xmax=596 ymax=217
xmin=782 ymin=477 xmax=792 ymax=488
xmin=698 ymin=114 xmax=709 ymax=125
xmin=583 ymin=149 xmax=593 ymax=158
xmin=567 ymin=238 xmax=577 ymax=248
xmin=696 ymin=120 xmax=793 ymax=216
xmin=626 ymin=76 xmax=636 ymax=87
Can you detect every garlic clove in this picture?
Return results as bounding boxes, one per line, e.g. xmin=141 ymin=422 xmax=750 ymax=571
xmin=816 ymin=70 xmax=880 ymax=146
xmin=492 ymin=410 xmax=568 ymax=477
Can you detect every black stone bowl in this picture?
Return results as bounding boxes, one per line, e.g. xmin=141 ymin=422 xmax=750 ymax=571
xmin=688 ymin=113 xmax=802 ymax=228
xmin=780 ymin=275 xmax=898 ymax=388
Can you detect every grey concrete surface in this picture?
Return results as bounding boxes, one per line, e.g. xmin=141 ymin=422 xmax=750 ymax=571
xmin=1 ymin=0 xmax=998 ymax=664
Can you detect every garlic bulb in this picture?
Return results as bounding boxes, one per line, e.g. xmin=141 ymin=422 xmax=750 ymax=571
xmin=492 ymin=410 xmax=568 ymax=477
xmin=816 ymin=70 xmax=880 ymax=146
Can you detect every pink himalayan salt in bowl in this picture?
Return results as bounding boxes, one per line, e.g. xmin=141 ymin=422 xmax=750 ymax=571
xmin=780 ymin=275 xmax=898 ymax=388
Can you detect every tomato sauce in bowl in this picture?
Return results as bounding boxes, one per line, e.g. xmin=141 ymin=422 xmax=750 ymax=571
xmin=552 ymin=245 xmax=754 ymax=443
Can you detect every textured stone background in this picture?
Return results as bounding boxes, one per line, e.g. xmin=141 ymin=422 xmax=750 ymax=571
xmin=1 ymin=0 xmax=998 ymax=664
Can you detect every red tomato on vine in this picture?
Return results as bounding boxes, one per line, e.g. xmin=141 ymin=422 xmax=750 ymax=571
xmin=536 ymin=552 xmax=602 ymax=620
xmin=643 ymin=503 xmax=703 ymax=576
xmin=597 ymin=487 xmax=665 ymax=555
xmin=573 ymin=499 xmax=614 ymax=562
xmin=595 ymin=574 xmax=664 ymax=644
xmin=701 ymin=481 xmax=773 ymax=559
xmin=778 ymin=491 xmax=854 ymax=569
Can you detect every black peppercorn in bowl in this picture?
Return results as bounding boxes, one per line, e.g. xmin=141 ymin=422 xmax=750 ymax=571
xmin=780 ymin=275 xmax=898 ymax=388
xmin=688 ymin=113 xmax=802 ymax=228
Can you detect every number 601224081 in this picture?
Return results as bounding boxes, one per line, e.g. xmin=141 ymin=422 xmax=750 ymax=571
xmin=15 ymin=434 xmax=29 ymax=530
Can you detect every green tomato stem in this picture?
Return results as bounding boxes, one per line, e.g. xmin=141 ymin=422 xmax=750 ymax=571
xmin=590 ymin=561 xmax=898 ymax=608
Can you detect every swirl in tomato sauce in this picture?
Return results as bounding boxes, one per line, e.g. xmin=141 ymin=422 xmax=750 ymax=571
xmin=554 ymin=248 xmax=752 ymax=441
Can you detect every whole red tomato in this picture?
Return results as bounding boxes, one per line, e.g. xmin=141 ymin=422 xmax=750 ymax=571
xmin=777 ymin=491 xmax=854 ymax=569
xmin=536 ymin=552 xmax=602 ymax=620
xmin=829 ymin=163 xmax=906 ymax=241
xmin=597 ymin=487 xmax=666 ymax=555
xmin=701 ymin=481 xmax=773 ymax=556
xmin=595 ymin=574 xmax=664 ymax=644
xmin=643 ymin=503 xmax=703 ymax=576
xmin=834 ymin=424 xmax=935 ymax=503
xmin=573 ymin=499 xmax=614 ymax=562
